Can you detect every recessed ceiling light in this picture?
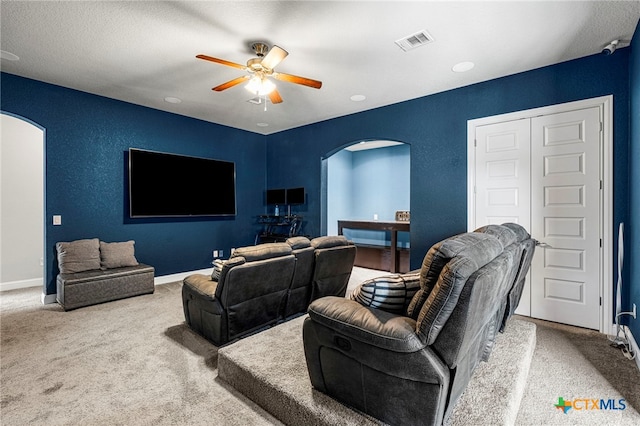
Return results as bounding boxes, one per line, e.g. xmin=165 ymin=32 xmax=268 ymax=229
xmin=1 ymin=50 xmax=20 ymax=61
xmin=164 ymin=96 xmax=182 ymax=104
xmin=256 ymin=122 xmax=269 ymax=127
xmin=452 ymin=61 xmax=475 ymax=73
xmin=350 ymin=95 xmax=366 ymax=102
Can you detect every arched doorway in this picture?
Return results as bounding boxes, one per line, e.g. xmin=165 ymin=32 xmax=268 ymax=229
xmin=322 ymin=140 xmax=410 ymax=272
xmin=0 ymin=112 xmax=45 ymax=298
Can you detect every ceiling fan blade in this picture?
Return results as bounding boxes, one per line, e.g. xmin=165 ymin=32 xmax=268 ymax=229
xmin=269 ymin=89 xmax=283 ymax=104
xmin=273 ymin=72 xmax=322 ymax=89
xmin=212 ymin=75 xmax=250 ymax=91
xmin=197 ymin=54 xmax=247 ymax=70
xmin=261 ymin=45 xmax=288 ymax=70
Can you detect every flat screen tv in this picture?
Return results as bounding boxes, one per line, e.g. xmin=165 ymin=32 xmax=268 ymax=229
xmin=266 ymin=188 xmax=286 ymax=205
xmin=286 ymin=187 xmax=305 ymax=205
xmin=129 ymin=148 xmax=236 ymax=217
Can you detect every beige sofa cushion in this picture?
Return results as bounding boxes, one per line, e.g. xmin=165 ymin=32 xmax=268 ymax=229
xmin=99 ymin=240 xmax=139 ymax=269
xmin=56 ymin=238 xmax=101 ymax=274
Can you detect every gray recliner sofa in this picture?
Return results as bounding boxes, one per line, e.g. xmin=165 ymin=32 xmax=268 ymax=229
xmin=302 ymin=223 xmax=535 ymax=426
xmin=182 ymin=243 xmax=296 ymax=346
xmin=182 ymin=235 xmax=357 ymax=346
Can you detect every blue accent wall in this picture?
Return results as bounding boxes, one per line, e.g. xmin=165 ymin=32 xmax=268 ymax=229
xmin=1 ymin=46 xmax=634 ymax=323
xmin=266 ymin=51 xmax=631 ymax=317
xmin=1 ymin=73 xmax=266 ymax=295
xmin=327 ymin=144 xmax=410 ymax=247
xmin=628 ymin=22 xmax=640 ymax=339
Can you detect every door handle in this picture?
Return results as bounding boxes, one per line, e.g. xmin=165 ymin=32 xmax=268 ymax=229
xmin=535 ymin=240 xmax=552 ymax=248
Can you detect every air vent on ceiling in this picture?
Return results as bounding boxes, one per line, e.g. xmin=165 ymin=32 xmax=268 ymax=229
xmin=395 ymin=30 xmax=434 ymax=52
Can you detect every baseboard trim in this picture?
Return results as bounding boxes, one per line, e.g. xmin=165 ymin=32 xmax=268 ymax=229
xmin=0 ymin=278 xmax=43 ymax=292
xmin=154 ymin=268 xmax=213 ymax=286
xmin=623 ymin=325 xmax=640 ymax=372
xmin=41 ymin=292 xmax=57 ymax=305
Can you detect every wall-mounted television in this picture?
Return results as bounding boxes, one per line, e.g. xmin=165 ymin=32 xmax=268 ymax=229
xmin=266 ymin=188 xmax=286 ymax=205
xmin=128 ymin=148 xmax=236 ymax=218
xmin=286 ymin=187 xmax=305 ymax=205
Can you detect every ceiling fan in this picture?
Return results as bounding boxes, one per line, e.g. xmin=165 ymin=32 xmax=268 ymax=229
xmin=197 ymin=42 xmax=322 ymax=104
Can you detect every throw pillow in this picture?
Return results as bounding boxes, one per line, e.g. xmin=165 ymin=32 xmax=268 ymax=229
xmin=350 ymin=272 xmax=420 ymax=314
xmin=99 ymin=240 xmax=139 ymax=269
xmin=56 ymin=238 xmax=101 ymax=274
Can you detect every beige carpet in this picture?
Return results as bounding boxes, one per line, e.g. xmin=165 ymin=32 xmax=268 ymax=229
xmin=218 ymin=315 xmax=536 ymax=426
xmin=1 ymin=267 xmax=639 ymax=425
xmin=0 ymin=283 xmax=280 ymax=425
xmin=219 ymin=315 xmax=383 ymax=425
xmin=516 ymin=318 xmax=640 ymax=425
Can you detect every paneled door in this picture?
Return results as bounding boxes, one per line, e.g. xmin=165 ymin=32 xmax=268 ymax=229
xmin=530 ymin=107 xmax=601 ymax=329
xmin=474 ymin=118 xmax=531 ymax=315
xmin=471 ymin=104 xmax=604 ymax=330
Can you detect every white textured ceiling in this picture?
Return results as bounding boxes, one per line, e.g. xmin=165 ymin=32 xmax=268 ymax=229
xmin=1 ymin=1 xmax=639 ymax=135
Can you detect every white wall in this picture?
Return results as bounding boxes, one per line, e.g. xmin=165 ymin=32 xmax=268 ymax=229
xmin=1 ymin=113 xmax=44 ymax=291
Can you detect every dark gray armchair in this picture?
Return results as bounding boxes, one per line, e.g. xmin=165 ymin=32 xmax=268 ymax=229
xmin=302 ymin=224 xmax=534 ymax=425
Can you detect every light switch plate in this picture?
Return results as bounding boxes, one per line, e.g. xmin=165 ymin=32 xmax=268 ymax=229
xmin=53 ymin=215 xmax=62 ymax=225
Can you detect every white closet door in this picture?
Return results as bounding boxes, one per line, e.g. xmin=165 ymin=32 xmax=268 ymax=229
xmin=473 ymin=106 xmax=602 ymax=329
xmin=530 ymin=107 xmax=602 ymax=329
xmin=474 ymin=118 xmax=531 ymax=315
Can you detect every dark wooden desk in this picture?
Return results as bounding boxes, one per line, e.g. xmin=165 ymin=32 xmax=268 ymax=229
xmin=338 ymin=220 xmax=410 ymax=273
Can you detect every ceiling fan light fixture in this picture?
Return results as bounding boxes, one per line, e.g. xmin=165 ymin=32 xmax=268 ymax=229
xmin=245 ymin=76 xmax=275 ymax=96
xmin=198 ymin=42 xmax=320 ymax=105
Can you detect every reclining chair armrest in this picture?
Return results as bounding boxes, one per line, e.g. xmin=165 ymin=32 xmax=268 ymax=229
xmin=183 ymin=274 xmax=219 ymax=299
xmin=308 ymin=297 xmax=425 ymax=353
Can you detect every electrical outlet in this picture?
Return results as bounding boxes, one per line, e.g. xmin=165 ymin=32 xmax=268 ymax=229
xmin=633 ymin=303 xmax=637 ymax=319
xmin=213 ymin=250 xmax=218 ymax=258
xmin=219 ymin=250 xmax=223 ymax=258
